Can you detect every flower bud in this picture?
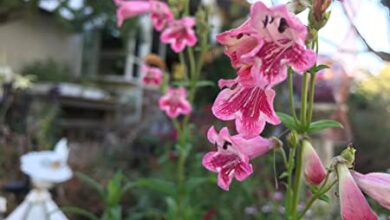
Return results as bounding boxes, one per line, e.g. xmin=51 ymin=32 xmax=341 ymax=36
xmin=287 ymin=130 xmax=299 ymax=148
xmin=302 ymin=140 xmax=327 ymax=185
xmin=313 ymin=0 xmax=331 ymax=21
xmin=340 ymin=145 xmax=356 ymax=167
xmin=309 ymin=10 xmax=331 ymax=31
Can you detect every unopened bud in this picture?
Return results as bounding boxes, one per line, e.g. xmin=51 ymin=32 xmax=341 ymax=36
xmin=312 ymin=0 xmax=331 ymax=21
xmin=309 ymin=10 xmax=331 ymax=31
xmin=340 ymin=144 xmax=356 ymax=167
xmin=287 ymin=130 xmax=299 ymax=148
xmin=302 ymin=140 xmax=327 ymax=185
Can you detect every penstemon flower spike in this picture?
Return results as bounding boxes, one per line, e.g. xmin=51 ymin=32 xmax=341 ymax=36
xmin=113 ymin=0 xmax=390 ymax=219
xmin=206 ymin=1 xmax=390 ymax=220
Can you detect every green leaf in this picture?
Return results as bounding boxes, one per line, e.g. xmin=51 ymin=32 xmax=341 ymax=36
xmin=310 ymin=186 xmax=319 ymax=194
xmin=165 ymin=197 xmax=177 ymax=220
xmin=308 ymin=119 xmax=343 ymax=134
xmin=186 ymin=177 xmax=210 ymax=193
xmin=172 ymin=80 xmax=215 ymax=88
xmin=310 ymin=64 xmax=329 ymax=74
xmin=107 ymin=172 xmax=124 ymax=206
xmin=318 ymin=194 xmax=331 ymax=203
xmin=61 ymin=206 xmax=100 ymax=220
xmin=121 ymin=182 xmax=136 ymax=195
xmin=276 ymin=112 xmax=300 ymax=130
xmin=279 ymin=171 xmax=289 ymax=179
xmin=135 ymin=178 xmax=176 ymax=196
xmin=75 ymin=172 xmax=105 ymax=199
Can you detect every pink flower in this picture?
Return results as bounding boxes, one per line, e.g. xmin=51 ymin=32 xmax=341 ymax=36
xmin=302 ymin=140 xmax=326 ymax=185
xmin=202 ymin=126 xmax=274 ymax=190
xmin=217 ymin=2 xmax=316 ymax=87
xmin=159 ymin=87 xmax=191 ymax=118
xmin=212 ymin=78 xmax=280 ymax=138
xmin=243 ymin=2 xmax=316 ymax=87
xmin=216 ymin=20 xmax=260 ymax=68
xmin=142 ymin=64 xmax=163 ymax=86
xmin=337 ymin=164 xmax=377 ymax=220
xmin=150 ymin=0 xmax=174 ymax=31
xmin=352 ymin=171 xmax=390 ymax=210
xmin=160 ymin=17 xmax=198 ymax=53
xmin=114 ymin=0 xmax=151 ymax=27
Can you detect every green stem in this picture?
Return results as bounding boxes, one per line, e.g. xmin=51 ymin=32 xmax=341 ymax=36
xmin=288 ymin=68 xmax=298 ymax=123
xmin=300 ymin=72 xmax=309 ymax=129
xmin=285 ymin=147 xmax=296 ymax=217
xmin=176 ymin=151 xmax=187 ymax=219
xmin=291 ymin=142 xmax=304 ymax=219
xmin=187 ymin=47 xmax=197 ymax=93
xmin=279 ymin=147 xmax=289 ymax=168
xmin=172 ymin=118 xmax=182 ymax=136
xmin=179 ymin=52 xmax=188 ymax=80
xmin=297 ymin=180 xmax=337 ymax=219
xmin=184 ymin=0 xmax=190 ymax=16
xmin=306 ymin=73 xmax=316 ymax=127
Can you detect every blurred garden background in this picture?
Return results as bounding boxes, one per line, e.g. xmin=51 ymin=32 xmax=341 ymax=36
xmin=0 ymin=0 xmax=389 ymax=219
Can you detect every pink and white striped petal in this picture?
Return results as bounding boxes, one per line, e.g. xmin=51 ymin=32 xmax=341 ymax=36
xmin=302 ymin=141 xmax=326 ymax=185
xmin=337 ymin=164 xmax=377 ymax=220
xmin=352 ymin=171 xmax=390 ymax=210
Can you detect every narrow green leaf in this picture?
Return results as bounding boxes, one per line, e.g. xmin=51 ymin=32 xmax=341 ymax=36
xmin=172 ymin=80 xmax=215 ymax=88
xmin=135 ymin=178 xmax=176 ymax=196
xmin=75 ymin=172 xmax=105 ymax=199
xmin=310 ymin=186 xmax=319 ymax=194
xmin=186 ymin=177 xmax=210 ymax=193
xmin=166 ymin=197 xmax=177 ymax=220
xmin=308 ymin=119 xmax=343 ymax=134
xmin=61 ymin=206 xmax=100 ymax=220
xmin=279 ymin=171 xmax=289 ymax=179
xmin=121 ymin=182 xmax=136 ymax=195
xmin=310 ymin=64 xmax=329 ymax=74
xmin=276 ymin=112 xmax=300 ymax=130
xmin=195 ymin=80 xmax=215 ymax=87
xmin=318 ymin=194 xmax=331 ymax=203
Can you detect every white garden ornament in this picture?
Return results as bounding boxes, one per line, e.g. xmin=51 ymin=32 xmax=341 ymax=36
xmin=6 ymin=138 xmax=73 ymax=220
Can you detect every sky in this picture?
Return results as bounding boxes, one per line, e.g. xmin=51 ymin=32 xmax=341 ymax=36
xmin=40 ymin=0 xmax=390 ymax=74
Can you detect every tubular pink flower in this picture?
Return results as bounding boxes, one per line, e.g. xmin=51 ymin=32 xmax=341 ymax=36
xmin=159 ymin=87 xmax=191 ymax=118
xmin=114 ymin=0 xmax=151 ymax=27
xmin=352 ymin=171 xmax=390 ymax=210
xmin=150 ymin=0 xmax=174 ymax=31
xmin=141 ymin=64 xmax=163 ymax=86
xmin=211 ymin=78 xmax=280 ymax=138
xmin=216 ymin=2 xmax=316 ymax=87
xmin=160 ymin=17 xmax=198 ymax=53
xmin=216 ymin=20 xmax=261 ymax=69
xmin=337 ymin=164 xmax=377 ymax=220
xmin=202 ymin=126 xmax=273 ymax=191
xmin=302 ymin=141 xmax=326 ymax=185
xmin=239 ymin=2 xmax=316 ymax=87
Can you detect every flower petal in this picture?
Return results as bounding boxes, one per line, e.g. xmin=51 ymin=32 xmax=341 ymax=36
xmin=160 ymin=17 xmax=198 ymax=53
xmin=212 ymin=84 xmax=279 ymax=138
xmin=150 ymin=0 xmax=173 ymax=31
xmin=302 ymin=141 xmax=326 ymax=185
xmin=337 ymin=164 xmax=377 ymax=220
xmin=352 ymin=171 xmax=390 ymax=210
xmin=207 ymin=126 xmax=219 ymax=144
xmin=202 ymin=151 xmax=219 ymax=172
xmin=115 ymin=1 xmax=151 ymax=27
xmin=230 ymin=135 xmax=273 ymax=159
xmin=216 ymin=20 xmax=260 ymax=68
xmin=158 ymin=87 xmax=191 ymax=118
xmin=234 ymin=162 xmax=253 ymax=181
xmin=217 ymin=170 xmax=234 ymax=191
